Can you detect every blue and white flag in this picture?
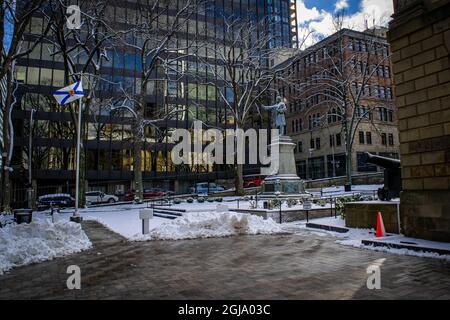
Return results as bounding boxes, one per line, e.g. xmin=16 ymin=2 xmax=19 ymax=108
xmin=53 ymin=80 xmax=84 ymax=106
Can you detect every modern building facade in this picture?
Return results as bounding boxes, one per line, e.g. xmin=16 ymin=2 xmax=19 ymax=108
xmin=276 ymin=28 xmax=400 ymax=181
xmin=8 ymin=0 xmax=298 ymax=204
xmin=388 ymin=0 xmax=450 ymax=242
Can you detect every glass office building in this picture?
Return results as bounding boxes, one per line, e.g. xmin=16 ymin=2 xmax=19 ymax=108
xmin=10 ymin=0 xmax=298 ymax=200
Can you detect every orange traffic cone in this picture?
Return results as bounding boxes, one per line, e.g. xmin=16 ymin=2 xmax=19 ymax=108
xmin=376 ymin=211 xmax=386 ymax=238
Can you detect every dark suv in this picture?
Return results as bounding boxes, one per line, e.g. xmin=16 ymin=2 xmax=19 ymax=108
xmin=37 ymin=194 xmax=75 ymax=210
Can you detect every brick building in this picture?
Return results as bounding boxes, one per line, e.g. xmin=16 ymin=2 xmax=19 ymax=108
xmin=388 ymin=0 xmax=450 ymax=242
xmin=276 ymin=28 xmax=400 ymax=181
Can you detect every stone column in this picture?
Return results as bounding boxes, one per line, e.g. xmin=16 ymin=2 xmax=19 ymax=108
xmin=388 ymin=0 xmax=450 ymax=242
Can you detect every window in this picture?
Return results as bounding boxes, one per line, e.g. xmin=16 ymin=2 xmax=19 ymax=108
xmin=381 ymin=133 xmax=387 ymax=146
xmin=366 ymin=132 xmax=372 ymax=145
xmin=388 ymin=133 xmax=394 ymax=146
xmin=359 ymin=131 xmax=365 ymax=144
xmin=316 ymin=138 xmax=321 ymax=150
xmin=384 ymin=66 xmax=390 ymax=78
xmin=297 ymin=141 xmax=303 ymax=153
xmin=329 ymin=135 xmax=335 ymax=147
xmin=374 ymin=84 xmax=379 ymax=97
xmin=380 ymin=86 xmax=386 ymax=99
xmin=386 ymin=87 xmax=393 ymax=99
xmin=336 ymin=133 xmax=341 ymax=146
xmin=310 ymin=139 xmax=315 ymax=149
xmin=364 ymin=84 xmax=371 ymax=96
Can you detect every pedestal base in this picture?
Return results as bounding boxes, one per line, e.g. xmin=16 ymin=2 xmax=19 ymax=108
xmin=261 ymin=135 xmax=307 ymax=196
xmin=262 ymin=174 xmax=305 ymax=194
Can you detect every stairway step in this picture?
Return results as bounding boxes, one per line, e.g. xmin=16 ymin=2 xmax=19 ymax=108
xmin=153 ymin=213 xmax=178 ymax=220
xmin=153 ymin=209 xmax=183 ymax=216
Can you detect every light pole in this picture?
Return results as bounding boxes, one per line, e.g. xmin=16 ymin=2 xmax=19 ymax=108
xmin=27 ymin=109 xmax=35 ymax=209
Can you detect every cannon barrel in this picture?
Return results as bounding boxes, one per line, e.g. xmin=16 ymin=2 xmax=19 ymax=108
xmin=365 ymin=152 xmax=401 ymax=169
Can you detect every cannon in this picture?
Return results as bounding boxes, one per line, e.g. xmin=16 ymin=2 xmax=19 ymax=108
xmin=365 ymin=152 xmax=402 ymax=201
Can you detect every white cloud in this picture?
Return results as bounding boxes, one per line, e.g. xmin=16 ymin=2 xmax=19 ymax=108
xmin=296 ymin=0 xmax=322 ymax=24
xmin=296 ymin=0 xmax=394 ymax=48
xmin=335 ymin=0 xmax=349 ymax=12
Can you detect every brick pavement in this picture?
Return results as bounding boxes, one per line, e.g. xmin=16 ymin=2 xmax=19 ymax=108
xmin=0 ymin=221 xmax=449 ymax=299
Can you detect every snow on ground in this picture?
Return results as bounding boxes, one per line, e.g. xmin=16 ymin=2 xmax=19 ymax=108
xmin=35 ymin=200 xmax=284 ymax=241
xmin=132 ymin=211 xmax=283 ymax=241
xmin=0 ymin=218 xmax=92 ymax=275
xmin=285 ymin=216 xmax=450 ymax=261
xmin=307 ymin=184 xmax=382 ymax=197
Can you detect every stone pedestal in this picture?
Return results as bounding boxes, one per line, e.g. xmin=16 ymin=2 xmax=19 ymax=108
xmin=262 ymin=135 xmax=306 ymax=195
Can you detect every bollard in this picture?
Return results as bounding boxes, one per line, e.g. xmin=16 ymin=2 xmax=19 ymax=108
xmin=139 ymin=209 xmax=153 ymax=235
xmin=52 ymin=208 xmax=59 ymax=223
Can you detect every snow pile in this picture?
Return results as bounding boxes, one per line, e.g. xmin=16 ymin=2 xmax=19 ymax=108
xmin=132 ymin=212 xmax=283 ymax=241
xmin=0 ymin=218 xmax=92 ymax=275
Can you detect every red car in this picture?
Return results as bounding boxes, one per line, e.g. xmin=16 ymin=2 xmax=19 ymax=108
xmin=243 ymin=175 xmax=265 ymax=188
xmin=124 ymin=189 xmax=166 ymax=201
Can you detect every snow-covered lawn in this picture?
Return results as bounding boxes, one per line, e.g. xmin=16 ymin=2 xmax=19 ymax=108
xmin=0 ymin=218 xmax=92 ymax=275
xmin=287 ymin=216 xmax=450 ymax=261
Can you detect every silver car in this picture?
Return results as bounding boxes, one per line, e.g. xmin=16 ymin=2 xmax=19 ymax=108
xmin=85 ymin=191 xmax=118 ymax=205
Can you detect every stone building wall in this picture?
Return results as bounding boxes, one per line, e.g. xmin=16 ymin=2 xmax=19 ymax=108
xmin=388 ymin=0 xmax=450 ymax=241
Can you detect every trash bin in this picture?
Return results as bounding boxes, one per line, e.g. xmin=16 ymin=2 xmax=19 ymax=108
xmin=263 ymin=201 xmax=268 ymax=209
xmin=344 ymin=183 xmax=352 ymax=192
xmin=13 ymin=209 xmax=33 ymax=224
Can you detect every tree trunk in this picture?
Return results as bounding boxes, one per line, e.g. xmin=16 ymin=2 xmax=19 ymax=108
xmin=234 ymin=163 xmax=244 ymax=196
xmin=133 ymin=115 xmax=143 ymax=203
xmin=345 ymin=150 xmax=353 ymax=186
xmin=1 ymin=69 xmax=13 ymax=212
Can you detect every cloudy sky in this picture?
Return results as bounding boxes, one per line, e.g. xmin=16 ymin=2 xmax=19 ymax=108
xmin=297 ymin=0 xmax=395 ymax=48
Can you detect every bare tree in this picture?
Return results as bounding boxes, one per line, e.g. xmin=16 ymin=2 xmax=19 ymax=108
xmin=289 ymin=15 xmax=393 ymax=185
xmin=194 ymin=15 xmax=308 ymax=195
xmin=112 ymin=0 xmax=203 ymax=201
xmin=1 ymin=0 xmax=49 ymax=210
xmin=43 ymin=0 xmax=126 ymax=206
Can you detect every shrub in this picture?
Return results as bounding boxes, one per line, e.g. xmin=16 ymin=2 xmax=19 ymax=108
xmin=215 ymin=197 xmax=223 ymax=202
xmin=173 ymin=198 xmax=182 ymax=204
xmin=287 ymin=199 xmax=297 ymax=208
xmin=197 ymin=197 xmax=205 ymax=203
xmin=186 ymin=197 xmax=194 ymax=203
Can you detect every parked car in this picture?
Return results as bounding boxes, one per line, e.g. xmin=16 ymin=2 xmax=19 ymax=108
xmin=37 ymin=193 xmax=75 ymax=210
xmin=189 ymin=183 xmax=225 ymax=194
xmin=85 ymin=191 xmax=118 ymax=205
xmin=243 ymin=175 xmax=265 ymax=188
xmin=123 ymin=189 xmax=166 ymax=201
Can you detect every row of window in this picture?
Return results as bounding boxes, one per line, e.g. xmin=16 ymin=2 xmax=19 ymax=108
xmin=294 ymin=133 xmax=342 ymax=154
xmin=359 ymin=131 xmax=395 ymax=146
xmin=352 ymin=83 xmax=393 ymax=99
xmin=348 ymin=38 xmax=389 ymax=57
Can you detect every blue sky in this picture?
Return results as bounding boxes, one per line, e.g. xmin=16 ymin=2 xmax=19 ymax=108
xmin=297 ymin=0 xmax=394 ymax=47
